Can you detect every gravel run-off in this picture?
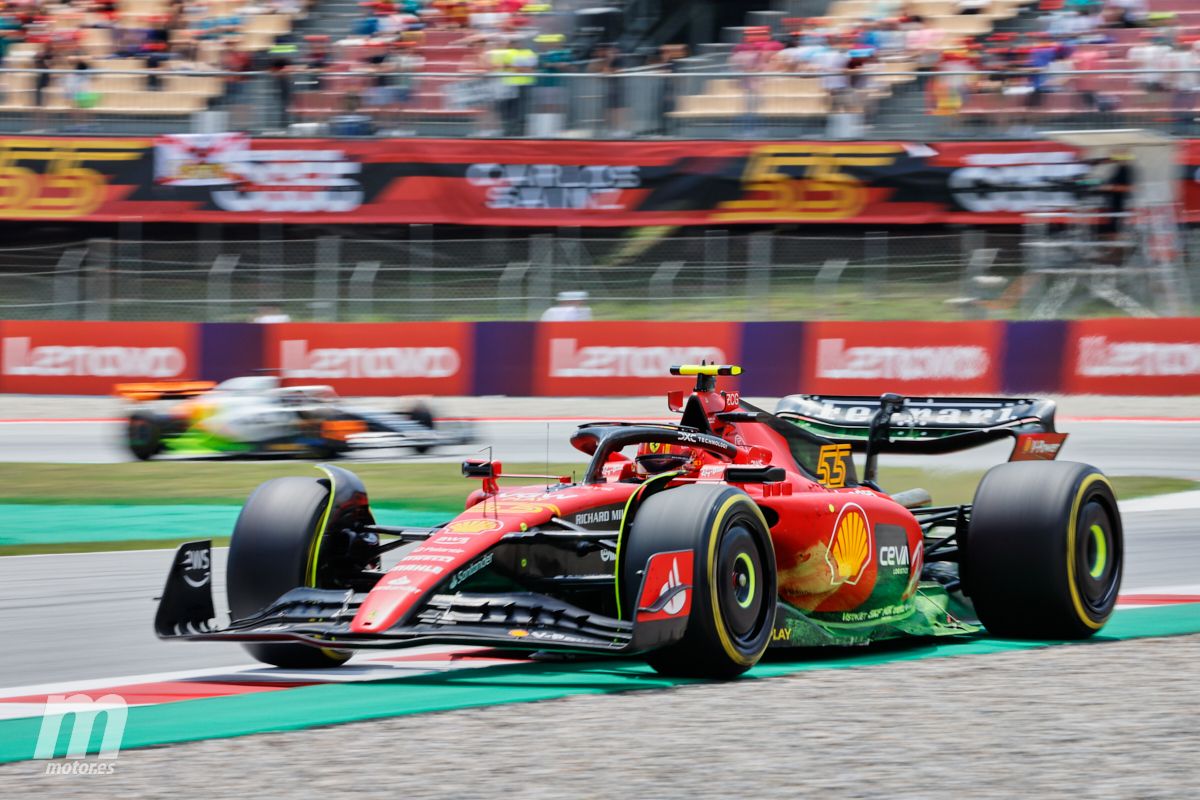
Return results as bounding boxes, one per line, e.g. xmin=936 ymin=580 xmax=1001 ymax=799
xmin=6 ymin=632 xmax=1199 ymax=799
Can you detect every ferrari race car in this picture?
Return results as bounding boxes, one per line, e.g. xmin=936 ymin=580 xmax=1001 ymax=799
xmin=156 ymin=366 xmax=1123 ymax=679
xmin=118 ymin=375 xmax=472 ymax=460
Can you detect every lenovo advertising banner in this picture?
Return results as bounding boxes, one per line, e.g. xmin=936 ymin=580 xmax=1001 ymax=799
xmin=0 ymin=320 xmax=199 ymax=395
xmin=802 ymin=321 xmax=1005 ymax=396
xmin=261 ymin=322 xmax=473 ymax=396
xmin=1061 ymin=318 xmax=1200 ymax=396
xmin=7 ymin=135 xmax=1200 ymax=226
xmin=533 ymin=322 xmax=742 ymax=396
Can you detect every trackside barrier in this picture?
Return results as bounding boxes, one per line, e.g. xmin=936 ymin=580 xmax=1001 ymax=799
xmin=1 ymin=320 xmax=1198 ymax=397
xmin=4 ymin=136 xmax=1200 ymax=226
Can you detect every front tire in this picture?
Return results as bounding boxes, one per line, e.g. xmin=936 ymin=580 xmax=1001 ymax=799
xmin=964 ymin=461 xmax=1123 ymax=639
xmin=622 ymin=484 xmax=777 ymax=679
xmin=128 ymin=412 xmax=163 ymax=460
xmin=226 ymin=476 xmax=351 ymax=668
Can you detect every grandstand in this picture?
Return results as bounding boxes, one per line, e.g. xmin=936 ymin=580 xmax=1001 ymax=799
xmin=0 ymin=0 xmax=1197 ymax=137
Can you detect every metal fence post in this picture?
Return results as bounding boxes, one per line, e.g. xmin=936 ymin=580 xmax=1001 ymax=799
xmin=198 ymin=223 xmax=221 ymax=268
xmin=207 ymin=254 xmax=240 ymax=321
xmin=54 ymin=248 xmax=87 ymax=320
xmin=528 ymin=234 xmax=554 ymax=320
xmin=705 ymin=229 xmax=728 ymax=299
xmin=314 ymin=236 xmax=341 ymax=321
xmin=815 ymin=259 xmax=848 ymax=319
xmin=557 ymin=226 xmax=583 ymax=288
xmin=117 ymin=217 xmax=142 ymax=308
xmin=85 ymin=238 xmax=112 ymax=321
xmin=960 ymin=227 xmax=983 ymax=269
xmin=499 ymin=261 xmax=530 ymax=319
xmin=350 ymin=261 xmax=381 ymax=320
xmin=864 ymin=230 xmax=888 ymax=293
xmin=260 ymin=220 xmax=283 ymax=304
xmin=410 ymin=224 xmax=433 ymax=315
xmin=747 ymin=231 xmax=772 ymax=320
xmin=650 ymin=261 xmax=684 ymax=310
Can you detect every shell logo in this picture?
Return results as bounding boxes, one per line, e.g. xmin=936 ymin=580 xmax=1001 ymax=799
xmin=443 ymin=518 xmax=504 ymax=534
xmin=825 ymin=503 xmax=872 ymax=586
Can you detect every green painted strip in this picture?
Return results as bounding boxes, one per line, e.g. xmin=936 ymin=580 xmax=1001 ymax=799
xmin=2 ymin=603 xmax=1197 ymax=764
xmin=0 ymin=506 xmax=448 ymax=547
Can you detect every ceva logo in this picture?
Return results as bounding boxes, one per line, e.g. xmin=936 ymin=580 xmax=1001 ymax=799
xmin=816 ymin=338 xmax=989 ymax=381
xmin=549 ymin=338 xmax=727 ymax=378
xmin=2 ymin=337 xmax=186 ymax=378
xmin=280 ymin=339 xmax=460 ymax=379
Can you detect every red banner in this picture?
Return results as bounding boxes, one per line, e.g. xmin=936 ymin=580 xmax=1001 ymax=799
xmin=262 ymin=322 xmax=473 ymax=396
xmin=6 ymin=135 xmax=1198 ymax=226
xmin=802 ymin=321 xmax=1004 ymax=396
xmin=0 ymin=321 xmax=198 ymax=395
xmin=1062 ymin=318 xmax=1200 ymax=396
xmin=533 ymin=322 xmax=741 ymax=397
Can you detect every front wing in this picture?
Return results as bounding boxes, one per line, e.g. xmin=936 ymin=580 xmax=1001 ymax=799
xmin=155 ymin=541 xmax=676 ymax=656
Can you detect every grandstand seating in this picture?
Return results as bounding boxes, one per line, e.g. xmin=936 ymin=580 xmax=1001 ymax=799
xmin=0 ymin=0 xmax=303 ymax=118
xmin=2 ymin=0 xmax=1200 ymax=134
xmin=668 ymin=0 xmax=1200 ymax=134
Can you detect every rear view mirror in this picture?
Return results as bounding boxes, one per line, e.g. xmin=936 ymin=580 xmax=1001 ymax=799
xmin=462 ymin=460 xmax=501 ymax=479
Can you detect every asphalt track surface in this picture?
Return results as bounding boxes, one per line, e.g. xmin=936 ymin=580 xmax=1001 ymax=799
xmin=2 ymin=401 xmax=1200 ymax=688
xmin=5 ymin=418 xmax=1200 ymax=480
xmin=1 ymin=494 xmax=1197 ymax=688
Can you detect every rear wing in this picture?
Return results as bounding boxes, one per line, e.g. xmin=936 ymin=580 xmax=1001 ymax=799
xmin=114 ymin=381 xmax=216 ymax=402
xmin=775 ymin=394 xmax=1067 ymax=464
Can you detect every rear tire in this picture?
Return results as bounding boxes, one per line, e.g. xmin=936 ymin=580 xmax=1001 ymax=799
xmin=226 ymin=477 xmax=351 ymax=668
xmin=964 ymin=461 xmax=1122 ymax=639
xmin=622 ymin=484 xmax=776 ymax=679
xmin=128 ymin=412 xmax=163 ymax=461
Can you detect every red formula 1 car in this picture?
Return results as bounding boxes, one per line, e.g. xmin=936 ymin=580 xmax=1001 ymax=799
xmin=156 ymin=366 xmax=1123 ymax=679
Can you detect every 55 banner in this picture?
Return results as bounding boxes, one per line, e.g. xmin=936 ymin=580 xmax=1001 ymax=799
xmin=5 ymin=136 xmax=1200 ymax=225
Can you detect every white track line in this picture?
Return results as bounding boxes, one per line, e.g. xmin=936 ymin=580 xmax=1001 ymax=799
xmin=1117 ymin=491 xmax=1200 ymax=514
xmin=0 ymin=644 xmax=477 ymax=700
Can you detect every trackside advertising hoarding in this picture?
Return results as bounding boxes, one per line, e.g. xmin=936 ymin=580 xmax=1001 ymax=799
xmin=260 ymin=322 xmax=473 ymax=396
xmin=532 ymin=322 xmax=742 ymax=396
xmin=801 ymin=321 xmax=1005 ymax=396
xmin=7 ymin=135 xmax=1200 ymax=226
xmin=1 ymin=319 xmax=1198 ymax=396
xmin=0 ymin=321 xmax=199 ymax=395
xmin=1062 ymin=318 xmax=1200 ymax=396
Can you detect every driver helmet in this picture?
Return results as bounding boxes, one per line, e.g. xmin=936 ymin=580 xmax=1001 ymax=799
xmin=635 ymin=442 xmax=695 ymax=475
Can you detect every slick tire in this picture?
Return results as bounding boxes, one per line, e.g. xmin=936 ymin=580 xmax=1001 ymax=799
xmin=128 ymin=412 xmax=164 ymax=461
xmin=964 ymin=461 xmax=1122 ymax=639
xmin=405 ymin=403 xmax=435 ymax=430
xmin=622 ymin=484 xmax=776 ymax=680
xmin=226 ymin=477 xmax=351 ymax=669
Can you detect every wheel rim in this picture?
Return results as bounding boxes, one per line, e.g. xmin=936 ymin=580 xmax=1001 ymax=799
xmin=717 ymin=524 xmax=766 ymax=642
xmin=129 ymin=419 xmax=152 ymax=446
xmin=1075 ymin=497 xmax=1120 ymax=613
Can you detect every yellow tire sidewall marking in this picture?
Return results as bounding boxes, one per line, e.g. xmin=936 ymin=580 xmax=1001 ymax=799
xmin=1066 ymin=473 xmax=1112 ymax=630
xmin=708 ymin=494 xmax=772 ymax=666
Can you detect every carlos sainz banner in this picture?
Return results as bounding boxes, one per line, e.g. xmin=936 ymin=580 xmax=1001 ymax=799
xmin=5 ymin=135 xmax=1200 ymax=225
